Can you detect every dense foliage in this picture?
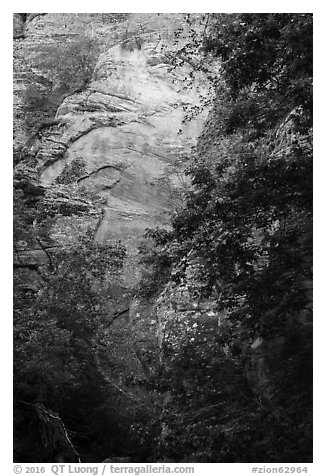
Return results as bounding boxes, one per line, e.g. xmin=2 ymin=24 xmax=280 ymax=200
xmin=141 ymin=13 xmax=312 ymax=462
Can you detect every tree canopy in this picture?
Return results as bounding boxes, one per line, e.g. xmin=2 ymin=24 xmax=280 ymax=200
xmin=142 ymin=13 xmax=312 ymax=462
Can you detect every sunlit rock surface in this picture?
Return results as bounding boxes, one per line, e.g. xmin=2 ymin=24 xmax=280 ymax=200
xmin=14 ymin=14 xmax=210 ymax=283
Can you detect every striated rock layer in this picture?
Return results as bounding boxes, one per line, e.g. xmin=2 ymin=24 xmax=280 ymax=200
xmin=14 ymin=13 xmax=209 ymax=283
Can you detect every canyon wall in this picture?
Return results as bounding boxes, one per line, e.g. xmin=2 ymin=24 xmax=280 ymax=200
xmin=13 ymin=13 xmax=210 ymax=383
xmin=14 ymin=13 xmax=209 ymax=281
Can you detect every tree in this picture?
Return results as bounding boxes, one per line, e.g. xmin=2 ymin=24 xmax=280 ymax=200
xmin=14 ymin=224 xmax=128 ymax=461
xmin=142 ymin=13 xmax=312 ymax=462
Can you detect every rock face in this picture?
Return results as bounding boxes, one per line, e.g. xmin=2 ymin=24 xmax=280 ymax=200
xmin=14 ymin=13 xmax=208 ymax=282
xmin=14 ymin=13 xmax=210 ymax=383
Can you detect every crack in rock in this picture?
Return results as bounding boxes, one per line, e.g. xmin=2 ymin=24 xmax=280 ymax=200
xmin=89 ymin=88 xmax=140 ymax=104
xmin=38 ymin=120 xmax=123 ymax=175
xmin=77 ymin=164 xmax=124 ymax=184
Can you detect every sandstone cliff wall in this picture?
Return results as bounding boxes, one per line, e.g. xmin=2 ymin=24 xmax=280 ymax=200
xmin=13 ymin=13 xmax=210 ymax=383
xmin=14 ymin=13 xmax=209 ymax=282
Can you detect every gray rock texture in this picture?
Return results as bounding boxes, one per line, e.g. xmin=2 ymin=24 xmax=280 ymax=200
xmin=14 ymin=13 xmax=210 ymax=281
xmin=13 ymin=13 xmax=211 ymax=384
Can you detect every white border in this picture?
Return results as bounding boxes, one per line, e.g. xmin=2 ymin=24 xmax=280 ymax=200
xmin=3 ymin=3 xmax=324 ymax=473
